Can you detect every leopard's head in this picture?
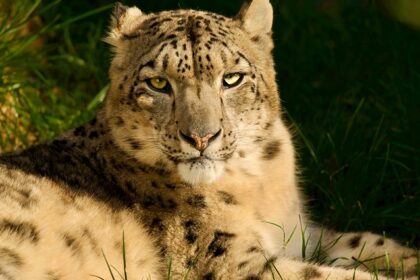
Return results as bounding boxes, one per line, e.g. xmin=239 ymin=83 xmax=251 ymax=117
xmin=104 ymin=0 xmax=280 ymax=185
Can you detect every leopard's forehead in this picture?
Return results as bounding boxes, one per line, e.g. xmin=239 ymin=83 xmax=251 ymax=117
xmin=129 ymin=10 xmax=236 ymax=45
xmin=112 ymin=9 xmax=258 ymax=85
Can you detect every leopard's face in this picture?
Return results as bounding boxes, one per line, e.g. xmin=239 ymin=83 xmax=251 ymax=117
xmin=104 ymin=1 xmax=279 ymax=185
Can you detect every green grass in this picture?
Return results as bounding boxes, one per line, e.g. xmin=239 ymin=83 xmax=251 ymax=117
xmin=0 ymin=0 xmax=418 ymax=253
xmin=275 ymin=1 xmax=420 ymax=245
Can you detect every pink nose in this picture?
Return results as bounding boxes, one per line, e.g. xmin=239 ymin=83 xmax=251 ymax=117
xmin=180 ymin=129 xmax=222 ymax=151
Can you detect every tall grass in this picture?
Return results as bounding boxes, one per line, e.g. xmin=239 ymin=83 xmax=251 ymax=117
xmin=0 ymin=0 xmax=111 ymax=152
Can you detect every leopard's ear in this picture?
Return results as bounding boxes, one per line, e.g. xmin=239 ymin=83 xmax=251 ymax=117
xmin=104 ymin=2 xmax=145 ymax=47
xmin=236 ymin=0 xmax=273 ymax=38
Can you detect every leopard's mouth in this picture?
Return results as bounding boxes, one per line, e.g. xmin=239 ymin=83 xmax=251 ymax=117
xmin=181 ymin=156 xmax=215 ymax=169
xmin=187 ymin=155 xmax=210 ymax=163
xmin=165 ymin=148 xmax=232 ymax=165
xmin=184 ymin=155 xmax=227 ymax=164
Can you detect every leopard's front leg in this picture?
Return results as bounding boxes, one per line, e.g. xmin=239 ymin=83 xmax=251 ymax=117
xmin=318 ymin=230 xmax=419 ymax=279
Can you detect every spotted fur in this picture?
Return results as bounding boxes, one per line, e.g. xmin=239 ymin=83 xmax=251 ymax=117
xmin=0 ymin=0 xmax=418 ymax=279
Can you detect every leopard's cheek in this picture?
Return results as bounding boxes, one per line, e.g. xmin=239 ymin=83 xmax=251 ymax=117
xmin=137 ymin=94 xmax=173 ymax=128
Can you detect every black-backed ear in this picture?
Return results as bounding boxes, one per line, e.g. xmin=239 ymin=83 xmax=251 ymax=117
xmin=104 ymin=2 xmax=145 ymax=47
xmin=236 ymin=0 xmax=273 ymax=38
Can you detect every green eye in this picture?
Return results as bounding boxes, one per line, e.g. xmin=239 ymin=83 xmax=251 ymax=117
xmin=223 ymin=73 xmax=244 ymax=88
xmin=146 ymin=78 xmax=171 ymax=93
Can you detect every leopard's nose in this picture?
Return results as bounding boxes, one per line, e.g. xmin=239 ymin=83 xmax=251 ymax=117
xmin=179 ymin=129 xmax=222 ymax=151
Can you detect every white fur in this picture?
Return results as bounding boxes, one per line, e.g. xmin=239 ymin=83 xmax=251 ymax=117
xmin=177 ymin=160 xmax=225 ymax=185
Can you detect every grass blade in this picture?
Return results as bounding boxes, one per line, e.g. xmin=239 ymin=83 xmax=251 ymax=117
xmin=102 ymin=249 xmax=116 ymax=280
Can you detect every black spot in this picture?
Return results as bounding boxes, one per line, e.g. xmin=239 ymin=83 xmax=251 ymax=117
xmin=138 ymin=60 xmax=155 ymax=73
xmin=52 ymin=139 xmax=68 ymax=147
xmin=264 ymin=122 xmax=272 ymax=130
xmin=88 ymin=131 xmax=99 ymax=139
xmin=165 ymin=34 xmax=177 ymax=40
xmin=63 ymin=233 xmax=81 ymax=255
xmin=166 ymin=199 xmax=178 ymax=209
xmin=301 ymin=266 xmax=322 ymax=280
xmin=0 ymin=247 xmax=23 ymax=267
xmin=375 ymin=238 xmax=384 ymax=246
xmin=217 ymin=191 xmax=238 ymax=205
xmin=122 ymin=32 xmax=141 ymax=40
xmin=148 ymin=21 xmax=161 ymax=29
xmin=4 ymin=188 xmax=35 ymax=208
xmin=150 ymin=217 xmax=165 ymax=231
xmin=207 ymin=230 xmax=236 ymax=257
xmin=155 ymin=195 xmax=167 ymax=209
xmin=247 ymin=246 xmax=260 ymax=253
xmin=170 ymin=39 xmax=178 ymax=48
xmin=186 ymin=195 xmax=207 ymax=208
xmin=0 ymin=219 xmax=39 ymax=243
xmin=177 ymin=58 xmax=184 ymax=68
xmin=165 ymin=184 xmax=176 ymax=190
xmin=184 ymin=219 xmax=199 ymax=244
xmin=348 ymin=235 xmax=362 ymax=249
xmin=125 ymin=181 xmax=136 ymax=194
xmin=238 ymin=261 xmax=248 ymax=269
xmin=73 ymin=139 xmax=83 ymax=149
xmin=158 ymin=42 xmax=168 ymax=53
xmin=140 ymin=195 xmax=155 ymax=208
xmin=203 ymin=272 xmax=215 ymax=280
xmin=126 ymin=138 xmax=141 ymax=150
xmin=262 ymin=140 xmax=281 ymax=160
xmin=73 ymin=126 xmax=86 ymax=137
xmin=245 ymin=276 xmax=260 ymax=280
xmin=162 ymin=54 xmax=169 ymax=70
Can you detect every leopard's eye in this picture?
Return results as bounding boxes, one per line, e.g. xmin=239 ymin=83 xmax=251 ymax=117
xmin=223 ymin=73 xmax=244 ymax=88
xmin=146 ymin=78 xmax=171 ymax=93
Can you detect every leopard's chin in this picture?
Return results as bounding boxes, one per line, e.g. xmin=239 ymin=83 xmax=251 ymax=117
xmin=177 ymin=158 xmax=225 ymax=186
